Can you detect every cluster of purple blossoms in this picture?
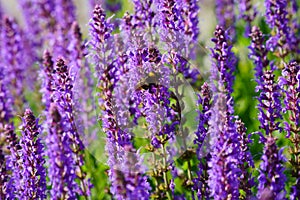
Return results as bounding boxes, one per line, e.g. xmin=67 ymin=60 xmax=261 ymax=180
xmin=0 ymin=0 xmax=300 ymax=199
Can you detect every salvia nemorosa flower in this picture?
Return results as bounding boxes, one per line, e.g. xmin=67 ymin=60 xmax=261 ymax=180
xmin=279 ymin=61 xmax=300 ymax=199
xmin=239 ymin=0 xmax=257 ymax=35
xmin=41 ymin=50 xmax=55 ymax=110
xmin=208 ymin=25 xmax=240 ymax=200
xmin=235 ymin=118 xmax=255 ymax=199
xmin=0 ymin=70 xmax=12 ymax=128
xmin=210 ymin=25 xmax=237 ymax=95
xmin=19 ymin=109 xmax=46 ymax=199
xmin=5 ymin=124 xmax=22 ymax=199
xmin=1 ymin=16 xmax=26 ymax=112
xmin=108 ymin=144 xmax=151 ymax=200
xmin=249 ymin=26 xmax=270 ymax=88
xmin=46 ymin=103 xmax=78 ymax=199
xmin=53 ymin=58 xmax=91 ymax=196
xmin=36 ymin=0 xmax=57 ymax=40
xmin=207 ymin=93 xmax=241 ymax=200
xmin=265 ymin=0 xmax=291 ymax=57
xmin=0 ymin=147 xmax=8 ymax=198
xmin=193 ymin=82 xmax=212 ymax=199
xmin=54 ymin=0 xmax=76 ymax=30
xmin=89 ymin=5 xmax=115 ymax=81
xmin=68 ymin=21 xmax=96 ymax=140
xmin=19 ymin=0 xmax=43 ymax=49
xmin=215 ymin=0 xmax=236 ymax=39
xmin=257 ymin=70 xmax=282 ymax=135
xmin=257 ymin=136 xmax=287 ymax=199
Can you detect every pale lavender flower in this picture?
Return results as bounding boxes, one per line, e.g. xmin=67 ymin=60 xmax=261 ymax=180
xmin=19 ymin=109 xmax=46 ymax=199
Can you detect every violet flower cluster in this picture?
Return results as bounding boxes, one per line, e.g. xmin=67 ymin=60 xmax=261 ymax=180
xmin=0 ymin=0 xmax=300 ymax=199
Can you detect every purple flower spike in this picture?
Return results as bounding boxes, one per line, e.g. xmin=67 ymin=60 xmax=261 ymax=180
xmin=19 ymin=109 xmax=46 ymax=199
xmin=207 ymin=93 xmax=241 ymax=200
xmin=54 ymin=0 xmax=76 ymax=30
xmin=4 ymin=124 xmax=22 ymax=199
xmin=40 ymin=50 xmax=55 ymax=110
xmin=257 ymin=70 xmax=282 ymax=136
xmin=19 ymin=0 xmax=43 ymax=49
xmin=46 ymin=103 xmax=78 ymax=199
xmin=210 ymin=25 xmax=237 ymax=95
xmin=249 ymin=26 xmax=270 ymax=88
xmin=236 ymin=119 xmax=255 ymax=198
xmin=109 ymin=145 xmax=151 ymax=200
xmin=1 ymin=16 xmax=26 ymax=112
xmin=193 ymin=82 xmax=212 ymax=199
xmin=89 ymin=5 xmax=115 ymax=81
xmin=53 ymin=58 xmax=91 ymax=197
xmin=215 ymin=0 xmax=236 ymax=39
xmin=239 ymin=0 xmax=257 ymax=35
xmin=279 ymin=61 xmax=300 ymax=198
xmin=257 ymin=136 xmax=287 ymax=200
xmin=0 ymin=147 xmax=9 ymax=199
xmin=265 ymin=0 xmax=291 ymax=57
xmin=0 ymin=70 xmax=13 ymax=127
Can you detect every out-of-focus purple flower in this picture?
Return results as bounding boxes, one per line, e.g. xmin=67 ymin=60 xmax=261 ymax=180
xmin=19 ymin=109 xmax=46 ymax=199
xmin=265 ymin=0 xmax=291 ymax=57
xmin=1 ymin=16 xmax=26 ymax=112
xmin=239 ymin=0 xmax=257 ymax=35
xmin=215 ymin=0 xmax=236 ymax=39
xmin=18 ymin=0 xmax=43 ymax=49
xmin=193 ymin=82 xmax=212 ymax=199
xmin=257 ymin=136 xmax=287 ymax=199
xmin=207 ymin=93 xmax=241 ymax=200
xmin=210 ymin=25 xmax=237 ymax=95
xmin=54 ymin=0 xmax=76 ymax=30
xmin=109 ymin=144 xmax=151 ymax=200
xmin=249 ymin=26 xmax=270 ymax=89
xmin=68 ymin=21 xmax=97 ymax=143
xmin=89 ymin=0 xmax=122 ymax=13
xmin=257 ymin=70 xmax=282 ymax=135
xmin=235 ymin=118 xmax=255 ymax=198
xmin=36 ymin=0 xmax=56 ymax=41
xmin=45 ymin=103 xmax=78 ymax=199
xmin=0 ymin=147 xmax=8 ymax=199
xmin=40 ymin=50 xmax=55 ymax=110
xmin=4 ymin=124 xmax=22 ymax=199
xmin=0 ymin=70 xmax=13 ymax=128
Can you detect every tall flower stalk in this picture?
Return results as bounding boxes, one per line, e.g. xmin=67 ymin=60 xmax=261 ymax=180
xmin=279 ymin=61 xmax=300 ymax=199
xmin=19 ymin=109 xmax=46 ymax=199
xmin=249 ymin=25 xmax=287 ymax=198
xmin=207 ymin=25 xmax=240 ymax=199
